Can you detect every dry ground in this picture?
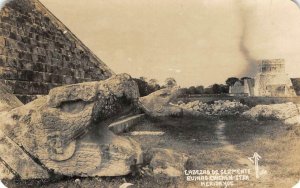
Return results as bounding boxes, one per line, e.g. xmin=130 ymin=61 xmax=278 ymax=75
xmin=3 ymin=116 xmax=300 ymax=188
xmin=225 ymin=117 xmax=300 ymax=188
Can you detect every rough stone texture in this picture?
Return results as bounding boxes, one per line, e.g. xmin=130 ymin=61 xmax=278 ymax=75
xmin=0 ymin=162 xmax=14 ymax=180
xmin=0 ymin=74 xmax=143 ymax=179
xmin=41 ymin=133 xmax=143 ymax=177
xmin=243 ymin=102 xmax=300 ymax=125
xmin=284 ymin=115 xmax=300 ymax=125
xmin=138 ymin=87 xmax=183 ymax=117
xmin=0 ymin=0 xmax=114 ymax=103
xmin=0 ymin=130 xmax=49 ymax=179
xmin=254 ymin=59 xmax=296 ymax=97
xmin=229 ymin=81 xmax=246 ymax=95
xmin=176 ymin=100 xmax=249 ymax=116
xmin=0 ymin=82 xmax=23 ymax=113
xmin=143 ymin=148 xmax=188 ymax=177
xmin=229 ymin=79 xmax=255 ymax=96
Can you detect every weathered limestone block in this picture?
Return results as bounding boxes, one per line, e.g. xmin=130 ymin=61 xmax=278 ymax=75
xmin=48 ymin=73 xmax=139 ymax=121
xmin=0 ymin=74 xmax=142 ymax=178
xmin=0 ymin=162 xmax=14 ymax=180
xmin=0 ymin=82 xmax=23 ymax=113
xmin=243 ymin=102 xmax=300 ymax=123
xmin=144 ymin=148 xmax=188 ymax=177
xmin=286 ymin=104 xmax=300 ymax=125
xmin=138 ymin=87 xmax=183 ymax=117
xmin=284 ymin=115 xmax=300 ymax=125
xmin=47 ymin=82 xmax=100 ymax=107
xmin=41 ymin=131 xmax=143 ymax=177
xmin=90 ymin=135 xmax=143 ymax=177
xmin=0 ymin=130 xmax=49 ymax=179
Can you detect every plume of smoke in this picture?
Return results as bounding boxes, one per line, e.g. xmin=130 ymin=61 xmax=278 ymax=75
xmin=237 ymin=1 xmax=258 ymax=77
xmin=0 ymin=0 xmax=11 ymax=10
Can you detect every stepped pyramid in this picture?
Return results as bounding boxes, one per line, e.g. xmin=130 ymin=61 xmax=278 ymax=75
xmin=0 ymin=0 xmax=114 ymax=103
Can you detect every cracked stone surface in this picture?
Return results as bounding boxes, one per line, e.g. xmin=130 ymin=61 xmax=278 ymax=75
xmin=0 ymin=74 xmax=143 ymax=179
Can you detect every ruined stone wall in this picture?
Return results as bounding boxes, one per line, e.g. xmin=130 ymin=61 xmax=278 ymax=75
xmin=244 ymin=79 xmax=255 ymax=96
xmin=229 ymin=79 xmax=255 ymax=96
xmin=229 ymin=82 xmax=245 ymax=95
xmin=229 ymin=81 xmax=250 ymax=96
xmin=291 ymin=78 xmax=300 ymax=96
xmin=253 ymin=59 xmax=296 ymax=97
xmin=0 ymin=0 xmax=114 ymax=103
xmin=260 ymin=59 xmax=285 ymax=73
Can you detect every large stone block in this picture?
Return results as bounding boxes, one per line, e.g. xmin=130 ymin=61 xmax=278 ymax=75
xmin=138 ymin=87 xmax=183 ymax=117
xmin=18 ymin=70 xmax=34 ymax=81
xmin=0 ymin=67 xmax=17 ymax=80
xmin=0 ymin=130 xmax=49 ymax=179
xmin=243 ymin=102 xmax=299 ymax=121
xmin=144 ymin=148 xmax=188 ymax=177
xmin=0 ymin=74 xmax=142 ymax=179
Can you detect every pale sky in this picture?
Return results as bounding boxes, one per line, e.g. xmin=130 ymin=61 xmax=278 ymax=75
xmin=40 ymin=0 xmax=300 ymax=87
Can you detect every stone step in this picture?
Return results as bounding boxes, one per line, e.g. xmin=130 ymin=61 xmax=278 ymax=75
xmin=108 ymin=114 xmax=145 ymax=134
xmin=130 ymin=131 xmax=165 ymax=136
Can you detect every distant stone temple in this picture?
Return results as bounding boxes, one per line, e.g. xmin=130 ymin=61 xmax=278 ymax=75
xmin=230 ymin=59 xmax=296 ymax=97
xmin=0 ymin=0 xmax=114 ymax=103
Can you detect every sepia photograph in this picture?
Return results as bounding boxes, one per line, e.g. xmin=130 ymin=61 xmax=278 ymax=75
xmin=0 ymin=0 xmax=299 ymax=187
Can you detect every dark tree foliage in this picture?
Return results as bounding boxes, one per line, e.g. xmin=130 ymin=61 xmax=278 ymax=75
xmin=240 ymin=77 xmax=251 ymax=82
xmin=182 ymin=86 xmax=205 ymax=95
xmin=204 ymin=84 xmax=228 ymax=94
xmin=204 ymin=87 xmax=213 ymax=94
xmin=195 ymin=86 xmax=205 ymax=94
xmin=188 ymin=86 xmax=197 ymax=94
xmin=164 ymin=77 xmax=177 ymax=88
xmin=133 ymin=78 xmax=161 ymax=97
xmin=219 ymin=84 xmax=229 ymax=93
xmin=225 ymin=77 xmax=240 ymax=87
xmin=212 ymin=84 xmax=221 ymax=94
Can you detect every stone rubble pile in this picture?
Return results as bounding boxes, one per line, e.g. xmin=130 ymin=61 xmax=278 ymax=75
xmin=242 ymin=102 xmax=300 ymax=125
xmin=176 ymin=100 xmax=249 ymax=116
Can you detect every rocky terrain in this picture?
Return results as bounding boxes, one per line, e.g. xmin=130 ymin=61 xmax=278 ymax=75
xmin=0 ymin=74 xmax=189 ymax=182
xmin=175 ymin=100 xmax=249 ymax=116
xmin=242 ymin=102 xmax=300 ymax=125
xmin=0 ymin=77 xmax=299 ymax=188
xmin=175 ymin=99 xmax=300 ymax=126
